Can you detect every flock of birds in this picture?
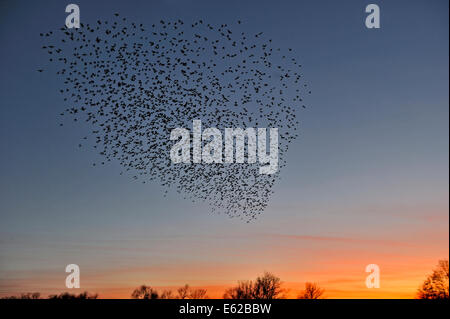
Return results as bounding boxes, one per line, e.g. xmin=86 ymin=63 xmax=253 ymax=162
xmin=39 ymin=14 xmax=310 ymax=222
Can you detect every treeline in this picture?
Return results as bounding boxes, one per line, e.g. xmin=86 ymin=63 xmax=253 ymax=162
xmin=131 ymin=272 xmax=324 ymax=299
xmin=132 ymin=284 xmax=208 ymax=299
xmin=2 ymin=260 xmax=448 ymax=299
xmin=0 ymin=272 xmax=323 ymax=300
xmin=1 ymin=291 xmax=98 ymax=299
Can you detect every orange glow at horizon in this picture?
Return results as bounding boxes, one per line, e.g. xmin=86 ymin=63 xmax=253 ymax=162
xmin=1 ymin=238 xmax=446 ymax=299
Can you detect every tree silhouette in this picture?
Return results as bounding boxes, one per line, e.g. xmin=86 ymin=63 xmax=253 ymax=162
xmin=1 ymin=292 xmax=41 ymax=299
xmin=131 ymin=285 xmax=159 ymax=299
xmin=177 ymin=284 xmax=190 ymax=299
xmin=417 ymin=260 xmax=449 ymax=299
xmin=177 ymin=284 xmax=208 ymax=299
xmin=48 ymin=291 xmax=98 ymax=299
xmin=297 ymin=282 xmax=325 ymax=299
xmin=130 ymin=284 xmax=208 ymax=299
xmin=159 ymin=290 xmax=174 ymax=299
xmin=253 ymin=272 xmax=283 ymax=299
xmin=223 ymin=272 xmax=283 ymax=299
xmin=223 ymin=280 xmax=254 ymax=299
xmin=188 ymin=287 xmax=208 ymax=299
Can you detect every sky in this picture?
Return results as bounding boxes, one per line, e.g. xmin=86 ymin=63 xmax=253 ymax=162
xmin=0 ymin=0 xmax=448 ymax=298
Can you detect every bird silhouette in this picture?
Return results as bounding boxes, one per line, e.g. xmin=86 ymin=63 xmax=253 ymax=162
xmin=39 ymin=15 xmax=310 ymax=222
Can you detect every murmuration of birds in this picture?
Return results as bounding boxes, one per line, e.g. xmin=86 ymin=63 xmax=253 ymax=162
xmin=39 ymin=14 xmax=311 ymax=222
